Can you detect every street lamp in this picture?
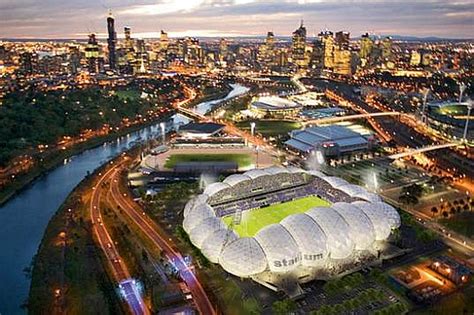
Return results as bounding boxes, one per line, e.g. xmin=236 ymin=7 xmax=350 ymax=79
xmin=250 ymin=122 xmax=256 ymax=137
xmin=462 ymin=100 xmax=472 ymax=143
xmin=459 ymin=82 xmax=466 ymax=103
xmin=160 ymin=122 xmax=166 ymax=144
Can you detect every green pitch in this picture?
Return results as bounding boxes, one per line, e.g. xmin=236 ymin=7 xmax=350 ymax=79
xmin=222 ymin=195 xmax=330 ymax=237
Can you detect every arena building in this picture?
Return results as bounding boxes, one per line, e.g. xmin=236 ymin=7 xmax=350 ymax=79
xmin=427 ymin=102 xmax=473 ymax=141
xmin=285 ymin=125 xmax=375 ymax=157
xmin=178 ymin=122 xmax=225 ymax=139
xmin=183 ymin=166 xmax=400 ymax=292
xmin=250 ymin=96 xmax=302 ymax=118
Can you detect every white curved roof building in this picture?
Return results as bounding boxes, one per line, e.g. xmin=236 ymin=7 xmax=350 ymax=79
xmin=183 ymin=167 xmax=400 ymax=280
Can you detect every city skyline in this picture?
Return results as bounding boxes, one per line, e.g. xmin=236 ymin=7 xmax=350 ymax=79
xmin=1 ymin=0 xmax=473 ymax=39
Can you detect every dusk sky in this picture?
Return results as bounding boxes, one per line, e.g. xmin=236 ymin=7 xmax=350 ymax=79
xmin=1 ymin=0 xmax=473 ymax=39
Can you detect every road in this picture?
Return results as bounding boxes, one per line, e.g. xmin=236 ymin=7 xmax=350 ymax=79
xmin=108 ymin=166 xmax=217 ymax=315
xmin=89 ymin=161 xmax=148 ymax=315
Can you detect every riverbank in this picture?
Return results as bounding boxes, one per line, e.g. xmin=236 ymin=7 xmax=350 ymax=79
xmin=27 ymin=152 xmax=137 ymax=314
xmin=0 ymin=112 xmax=173 ymax=207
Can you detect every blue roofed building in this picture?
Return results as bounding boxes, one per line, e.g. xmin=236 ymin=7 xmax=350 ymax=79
xmin=285 ymin=125 xmax=375 ymax=156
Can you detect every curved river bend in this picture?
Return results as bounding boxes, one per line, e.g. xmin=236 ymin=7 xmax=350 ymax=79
xmin=0 ymin=84 xmax=247 ymax=314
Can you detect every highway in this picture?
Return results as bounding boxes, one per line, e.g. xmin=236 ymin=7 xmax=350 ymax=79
xmin=89 ymin=162 xmax=148 ymax=315
xmin=107 ymin=166 xmax=217 ymax=315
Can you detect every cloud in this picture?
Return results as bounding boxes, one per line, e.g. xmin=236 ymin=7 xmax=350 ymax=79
xmin=1 ymin=0 xmax=473 ymax=39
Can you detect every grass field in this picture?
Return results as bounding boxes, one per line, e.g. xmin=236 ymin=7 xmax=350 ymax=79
xmin=164 ymin=153 xmax=253 ymax=169
xmin=236 ymin=120 xmax=301 ymax=136
xmin=115 ymin=89 xmax=141 ymax=101
xmin=223 ymin=195 xmax=330 ymax=237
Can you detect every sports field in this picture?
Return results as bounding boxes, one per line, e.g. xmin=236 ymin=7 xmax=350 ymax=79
xmin=164 ymin=153 xmax=253 ymax=169
xmin=222 ymin=195 xmax=330 ymax=237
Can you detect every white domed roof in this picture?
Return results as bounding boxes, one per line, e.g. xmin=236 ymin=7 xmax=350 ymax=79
xmin=306 ymin=207 xmax=354 ymax=259
xmin=280 ymin=214 xmax=328 ymax=267
xmin=264 ymin=166 xmax=289 ymax=175
xmin=189 ymin=217 xmax=226 ymax=248
xmin=338 ymin=184 xmax=368 ymax=197
xmin=220 ymin=237 xmax=268 ymax=277
xmin=371 ymin=202 xmax=401 ymax=229
xmin=223 ymin=174 xmax=250 ymax=186
xmin=286 ymin=166 xmax=305 ymax=173
xmin=255 ymin=224 xmax=300 ymax=272
xmin=308 ymin=170 xmax=326 ymax=179
xmin=203 ymin=182 xmax=230 ymax=196
xmin=183 ymin=194 xmax=209 ymax=218
xmin=322 ymin=176 xmax=350 ymax=188
xmin=183 ymin=203 xmax=215 ymax=233
xmin=201 ymin=229 xmax=237 ymax=263
xmin=244 ymin=169 xmax=269 ymax=179
xmin=332 ymin=202 xmax=375 ymax=250
xmin=356 ymin=192 xmax=382 ymax=203
xmin=352 ymin=201 xmax=392 ymax=241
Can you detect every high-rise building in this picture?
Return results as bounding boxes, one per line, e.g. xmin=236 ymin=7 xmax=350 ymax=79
xmin=319 ymin=30 xmax=334 ymax=69
xmin=381 ymin=36 xmax=392 ymax=60
xmin=292 ymin=21 xmax=307 ymax=67
xmin=68 ymin=45 xmax=81 ymax=74
xmin=85 ymin=33 xmax=100 ymax=73
xmin=410 ymin=50 xmax=421 ymax=66
xmin=19 ymin=52 xmax=38 ymax=74
xmin=159 ymin=30 xmax=169 ymax=51
xmin=124 ymin=26 xmax=134 ymax=52
xmin=359 ymin=33 xmax=373 ymax=60
xmin=219 ymin=38 xmax=228 ymax=63
xmin=107 ymin=11 xmax=117 ymax=70
xmin=310 ymin=39 xmax=324 ymax=74
xmin=335 ymin=31 xmax=350 ymax=50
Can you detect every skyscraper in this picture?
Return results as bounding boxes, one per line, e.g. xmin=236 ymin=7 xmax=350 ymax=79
xmin=292 ymin=20 xmax=307 ymax=67
xmin=107 ymin=11 xmax=117 ymax=70
xmin=359 ymin=33 xmax=373 ymax=60
xmin=85 ymin=33 xmax=100 ymax=73
xmin=124 ymin=26 xmax=134 ymax=52
xmin=319 ymin=30 xmax=334 ymax=69
xmin=381 ymin=36 xmax=392 ymax=60
xmin=335 ymin=31 xmax=350 ymax=50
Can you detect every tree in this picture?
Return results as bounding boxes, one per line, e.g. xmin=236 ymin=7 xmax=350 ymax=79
xmin=431 ymin=206 xmax=438 ymax=217
xmin=442 ymin=211 xmax=449 ymax=218
xmin=272 ymin=299 xmax=296 ymax=315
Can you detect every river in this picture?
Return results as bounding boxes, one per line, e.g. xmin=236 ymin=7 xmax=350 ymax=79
xmin=193 ymin=83 xmax=250 ymax=115
xmin=0 ymin=83 xmax=248 ymax=314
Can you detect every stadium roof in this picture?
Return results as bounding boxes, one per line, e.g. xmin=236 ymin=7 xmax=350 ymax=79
xmin=183 ymin=166 xmax=400 ymax=278
xmin=251 ymin=96 xmax=301 ymax=111
xmin=178 ymin=122 xmax=225 ymax=135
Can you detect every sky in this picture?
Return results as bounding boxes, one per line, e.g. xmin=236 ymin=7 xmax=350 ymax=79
xmin=0 ymin=0 xmax=473 ymax=39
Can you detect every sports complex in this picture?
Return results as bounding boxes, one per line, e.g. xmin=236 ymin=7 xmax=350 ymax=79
xmin=183 ymin=166 xmax=401 ymax=292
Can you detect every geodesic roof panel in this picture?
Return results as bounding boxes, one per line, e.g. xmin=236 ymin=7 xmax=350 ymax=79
xmin=371 ymin=202 xmax=401 ymax=229
xmin=244 ymin=169 xmax=269 ymax=179
xmin=183 ymin=203 xmax=215 ymax=233
xmin=223 ymin=174 xmax=250 ymax=186
xmin=322 ymin=176 xmax=350 ymax=189
xmin=183 ymin=194 xmax=209 ymax=218
xmin=264 ymin=166 xmax=290 ymax=175
xmin=286 ymin=166 xmax=306 ymax=174
xmin=255 ymin=224 xmax=301 ymax=272
xmin=352 ymin=201 xmax=392 ymax=241
xmin=189 ymin=217 xmax=226 ymax=248
xmin=308 ymin=170 xmax=326 ymax=179
xmin=356 ymin=192 xmax=382 ymax=203
xmin=305 ymin=207 xmax=354 ymax=259
xmin=220 ymin=237 xmax=268 ymax=277
xmin=331 ymin=202 xmax=375 ymax=250
xmin=338 ymin=184 xmax=368 ymax=197
xmin=280 ymin=214 xmax=328 ymax=267
xmin=203 ymin=182 xmax=230 ymax=197
xmin=201 ymin=229 xmax=238 ymax=263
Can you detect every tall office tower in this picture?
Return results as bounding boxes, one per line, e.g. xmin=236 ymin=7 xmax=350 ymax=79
xmin=359 ymin=33 xmax=373 ymax=59
xmin=381 ymin=36 xmax=392 ymax=60
xmin=85 ymin=33 xmax=100 ymax=73
xmin=219 ymin=38 xmax=228 ymax=62
xmin=335 ymin=31 xmax=350 ymax=49
xmin=319 ymin=30 xmax=334 ymax=69
xmin=292 ymin=20 xmax=307 ymax=67
xmin=19 ymin=52 xmax=38 ymax=74
xmin=107 ymin=11 xmax=117 ymax=70
xmin=124 ymin=26 xmax=134 ymax=52
xmin=159 ymin=30 xmax=169 ymax=51
xmin=310 ymin=39 xmax=324 ymax=74
xmin=410 ymin=50 xmax=421 ymax=66
xmin=68 ymin=45 xmax=81 ymax=74
xmin=266 ymin=31 xmax=275 ymax=50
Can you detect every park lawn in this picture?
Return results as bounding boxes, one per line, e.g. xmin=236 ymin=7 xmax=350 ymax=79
xmin=236 ymin=120 xmax=302 ymax=136
xmin=164 ymin=153 xmax=252 ymax=169
xmin=439 ymin=212 xmax=474 ymax=238
xmin=223 ymin=195 xmax=330 ymax=237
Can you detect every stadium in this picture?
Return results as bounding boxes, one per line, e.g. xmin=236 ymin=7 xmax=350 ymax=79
xmin=183 ymin=166 xmax=400 ymax=292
